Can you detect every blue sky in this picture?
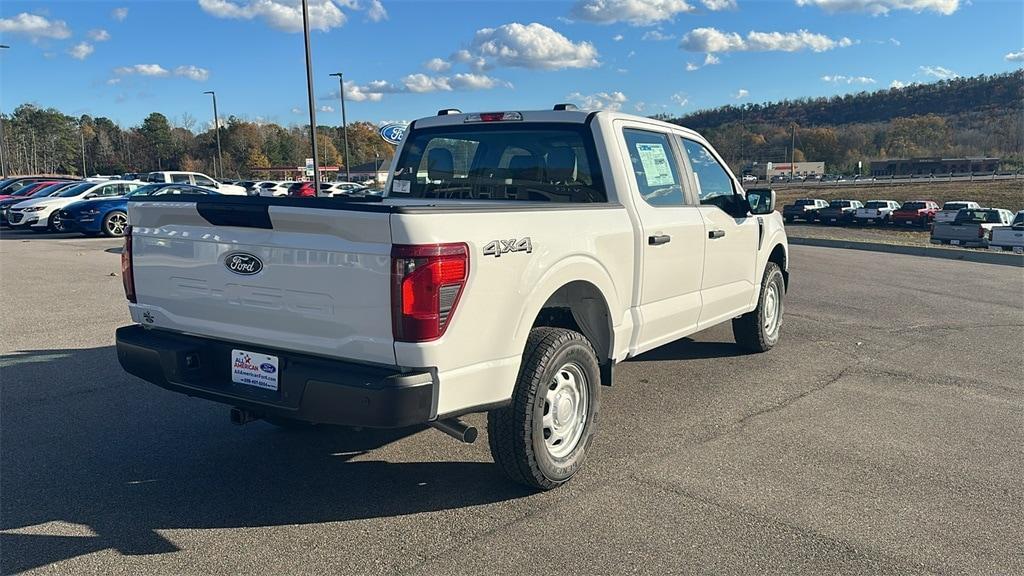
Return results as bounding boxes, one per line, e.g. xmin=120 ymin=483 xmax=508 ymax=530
xmin=1 ymin=0 xmax=1022 ymax=128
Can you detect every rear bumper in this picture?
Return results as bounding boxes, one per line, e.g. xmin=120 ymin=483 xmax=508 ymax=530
xmin=116 ymin=325 xmax=435 ymax=428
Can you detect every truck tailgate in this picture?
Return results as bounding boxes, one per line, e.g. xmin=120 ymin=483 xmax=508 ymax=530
xmin=127 ymin=200 xmax=396 ymax=365
xmin=932 ymin=222 xmax=982 ymax=242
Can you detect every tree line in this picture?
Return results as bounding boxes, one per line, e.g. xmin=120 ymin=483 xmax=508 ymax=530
xmin=2 ymin=70 xmax=1021 ymax=178
xmin=660 ymin=70 xmax=1024 ymax=174
xmin=1 ymin=105 xmax=395 ymax=179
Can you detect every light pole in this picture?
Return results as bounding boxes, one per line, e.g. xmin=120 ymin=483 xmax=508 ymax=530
xmin=301 ymin=0 xmax=321 ymax=190
xmin=0 ymin=44 xmax=9 ymax=178
xmin=329 ymin=72 xmax=351 ymax=182
xmin=80 ymin=122 xmax=87 ymax=177
xmin=203 ymin=91 xmax=223 ymax=179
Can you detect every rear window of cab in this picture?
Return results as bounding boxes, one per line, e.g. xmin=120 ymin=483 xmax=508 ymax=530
xmin=390 ymin=123 xmax=607 ymax=203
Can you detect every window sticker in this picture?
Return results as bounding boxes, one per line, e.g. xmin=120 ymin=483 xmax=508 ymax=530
xmin=635 ymin=143 xmax=676 ymax=187
xmin=392 ymin=179 xmax=411 ymax=193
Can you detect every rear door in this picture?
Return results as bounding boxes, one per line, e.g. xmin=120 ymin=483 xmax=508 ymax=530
xmin=128 ymin=200 xmax=396 ymax=365
xmin=678 ymin=137 xmax=758 ymax=329
xmin=617 ymin=124 xmax=706 ymax=353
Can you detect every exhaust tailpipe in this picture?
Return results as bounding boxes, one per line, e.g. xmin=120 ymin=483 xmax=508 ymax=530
xmin=230 ymin=407 xmax=261 ymax=425
xmin=430 ymin=418 xmax=478 ymax=444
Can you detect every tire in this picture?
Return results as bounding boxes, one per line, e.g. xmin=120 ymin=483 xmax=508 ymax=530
xmin=102 ymin=210 xmax=129 ymax=237
xmin=732 ymin=262 xmax=785 ymax=353
xmin=488 ymin=327 xmax=601 ymax=490
xmin=47 ymin=212 xmax=64 ymax=233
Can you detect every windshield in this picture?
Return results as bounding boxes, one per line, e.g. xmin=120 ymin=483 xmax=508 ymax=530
xmin=390 ymin=123 xmax=606 ymax=203
xmin=126 ymin=184 xmax=168 ymax=197
xmin=955 ymin=210 xmax=1001 ymax=223
xmin=56 ymin=183 xmax=95 ymax=197
xmin=901 ymin=202 xmax=926 ymax=210
xmin=865 ymin=201 xmax=890 ymax=209
xmin=31 ymin=183 xmax=72 ymax=197
xmin=1013 ymin=213 xmax=1024 ymax=227
xmin=943 ymin=202 xmax=969 ymax=210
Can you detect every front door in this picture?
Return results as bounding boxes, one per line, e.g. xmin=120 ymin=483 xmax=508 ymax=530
xmin=678 ymin=137 xmax=758 ymax=329
xmin=619 ymin=126 xmax=706 ymax=354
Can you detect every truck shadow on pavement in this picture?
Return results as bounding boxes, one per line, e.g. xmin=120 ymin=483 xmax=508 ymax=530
xmin=631 ymin=336 xmax=750 ymax=361
xmin=1 ymin=347 xmax=532 ymax=574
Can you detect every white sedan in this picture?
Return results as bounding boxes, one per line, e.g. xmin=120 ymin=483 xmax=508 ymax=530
xmin=8 ymin=180 xmax=141 ymax=232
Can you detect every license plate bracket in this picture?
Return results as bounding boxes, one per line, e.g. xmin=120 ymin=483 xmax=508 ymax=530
xmin=231 ymin=349 xmax=280 ymax=391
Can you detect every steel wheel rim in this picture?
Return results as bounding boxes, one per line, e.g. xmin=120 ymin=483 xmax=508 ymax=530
xmin=108 ymin=212 xmax=127 ymax=235
xmin=542 ymin=362 xmax=588 ymax=459
xmin=50 ymin=213 xmax=63 ymax=232
xmin=764 ymin=282 xmax=780 ymax=335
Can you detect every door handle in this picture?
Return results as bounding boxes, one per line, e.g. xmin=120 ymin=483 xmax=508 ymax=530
xmin=648 ymin=234 xmax=671 ymax=246
xmin=709 ymin=230 xmax=726 ymax=239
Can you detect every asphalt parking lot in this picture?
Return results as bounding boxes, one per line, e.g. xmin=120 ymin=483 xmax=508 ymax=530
xmin=1 ymin=230 xmax=1022 ymax=575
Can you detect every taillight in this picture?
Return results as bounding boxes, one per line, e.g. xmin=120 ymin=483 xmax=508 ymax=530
xmin=121 ymin=225 xmax=136 ymax=303
xmin=391 ymin=243 xmax=469 ymax=342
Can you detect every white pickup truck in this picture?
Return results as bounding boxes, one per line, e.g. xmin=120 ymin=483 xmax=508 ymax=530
xmin=115 ymin=107 xmax=789 ymax=489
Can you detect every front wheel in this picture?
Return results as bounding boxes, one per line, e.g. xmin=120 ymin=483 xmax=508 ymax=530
xmin=488 ymin=327 xmax=600 ymax=490
xmin=47 ymin=212 xmax=65 ymax=232
xmin=733 ymin=262 xmax=785 ymax=352
xmin=102 ymin=211 xmax=129 ymax=237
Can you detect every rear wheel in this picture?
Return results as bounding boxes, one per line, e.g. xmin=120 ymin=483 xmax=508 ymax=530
xmin=733 ymin=262 xmax=785 ymax=353
xmin=488 ymin=327 xmax=600 ymax=490
xmin=102 ymin=210 xmax=129 ymax=237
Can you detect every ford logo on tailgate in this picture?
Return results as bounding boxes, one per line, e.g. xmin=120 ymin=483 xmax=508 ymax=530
xmin=225 ymin=252 xmax=263 ymax=275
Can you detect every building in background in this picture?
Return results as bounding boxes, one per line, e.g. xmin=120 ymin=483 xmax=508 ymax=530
xmin=870 ymin=157 xmax=1000 ymax=176
xmin=750 ymin=162 xmax=825 ymax=179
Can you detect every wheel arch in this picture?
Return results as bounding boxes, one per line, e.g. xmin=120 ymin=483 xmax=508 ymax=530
xmin=767 ymin=242 xmax=789 ymax=290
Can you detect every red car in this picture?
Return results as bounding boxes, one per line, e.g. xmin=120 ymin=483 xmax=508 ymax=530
xmin=287 ymin=181 xmax=317 ymax=197
xmin=892 ymin=200 xmax=940 ymax=227
xmin=0 ymin=180 xmax=66 ymax=201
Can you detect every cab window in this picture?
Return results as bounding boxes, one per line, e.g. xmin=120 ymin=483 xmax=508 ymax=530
xmin=622 ymin=129 xmax=685 ymax=207
xmin=680 ymin=139 xmax=735 ymax=210
xmin=193 ymin=174 xmax=216 ymax=187
xmin=171 ymin=173 xmax=191 ymax=183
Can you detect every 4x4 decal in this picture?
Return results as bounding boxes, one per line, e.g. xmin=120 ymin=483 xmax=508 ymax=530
xmin=483 ymin=238 xmax=533 ymax=258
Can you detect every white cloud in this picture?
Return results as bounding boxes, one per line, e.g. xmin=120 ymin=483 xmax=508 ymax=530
xmin=733 ymin=88 xmax=749 ymax=99
xmin=450 ymin=73 xmax=512 ymax=90
xmin=1005 ymin=49 xmax=1024 ymax=63
xmin=424 ymin=57 xmax=452 ymax=72
xmin=671 ymin=92 xmax=689 ymax=106
xmin=174 ymin=65 xmax=210 ymax=81
xmin=685 ymin=62 xmax=700 ymax=71
xmin=452 ymin=49 xmax=488 ymax=71
xmin=468 ymin=22 xmax=599 ymax=69
xmin=88 ymin=28 xmax=111 ymax=41
xmin=702 ymin=0 xmax=736 ymax=9
xmin=0 ymin=13 xmax=72 ymax=40
xmin=326 ymin=72 xmax=510 ymax=102
xmin=197 ymin=0 xmax=348 ymax=32
xmin=114 ymin=64 xmax=170 ymax=77
xmin=704 ymin=53 xmax=720 ymax=65
xmin=111 ymin=7 xmax=129 ymax=21
xmin=890 ymin=80 xmax=906 ymax=88
xmin=794 ymin=0 xmax=959 ymax=15
xmin=889 ymin=37 xmax=901 ymax=46
xmin=68 ymin=42 xmax=95 ymax=60
xmin=291 ymin=107 xmax=303 ymax=114
xmin=107 ymin=78 xmax=121 ymax=85
xmin=642 ymin=30 xmax=675 ymax=41
xmin=613 ymin=34 xmax=624 ymax=41
xmin=366 ymin=0 xmax=388 ymax=21
xmin=681 ymin=27 xmax=854 ymax=53
xmin=634 ymin=101 xmax=647 ymax=112
xmin=570 ymin=0 xmax=693 ymax=26
xmin=567 ymin=91 xmax=628 ymax=111
xmin=821 ymin=74 xmax=876 ymax=84
xmin=320 ymin=105 xmax=335 ymax=113
xmin=919 ymin=65 xmax=957 ymax=79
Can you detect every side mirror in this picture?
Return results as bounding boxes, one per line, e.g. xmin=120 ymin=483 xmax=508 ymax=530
xmin=746 ymin=188 xmax=775 ymax=215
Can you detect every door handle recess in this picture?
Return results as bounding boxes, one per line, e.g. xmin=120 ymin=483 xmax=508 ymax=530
xmin=648 ymin=234 xmax=671 ymax=246
xmin=709 ymin=230 xmax=726 ymax=239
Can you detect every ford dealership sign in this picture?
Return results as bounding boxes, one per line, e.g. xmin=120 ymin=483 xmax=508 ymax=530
xmin=379 ymin=123 xmax=407 ymax=146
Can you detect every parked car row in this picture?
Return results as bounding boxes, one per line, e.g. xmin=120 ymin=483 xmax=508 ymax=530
xmin=781 ymin=196 xmax=1023 ymax=251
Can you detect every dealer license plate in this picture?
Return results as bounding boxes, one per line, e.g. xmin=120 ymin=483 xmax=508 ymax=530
xmin=231 ymin=349 xmax=279 ymax=391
